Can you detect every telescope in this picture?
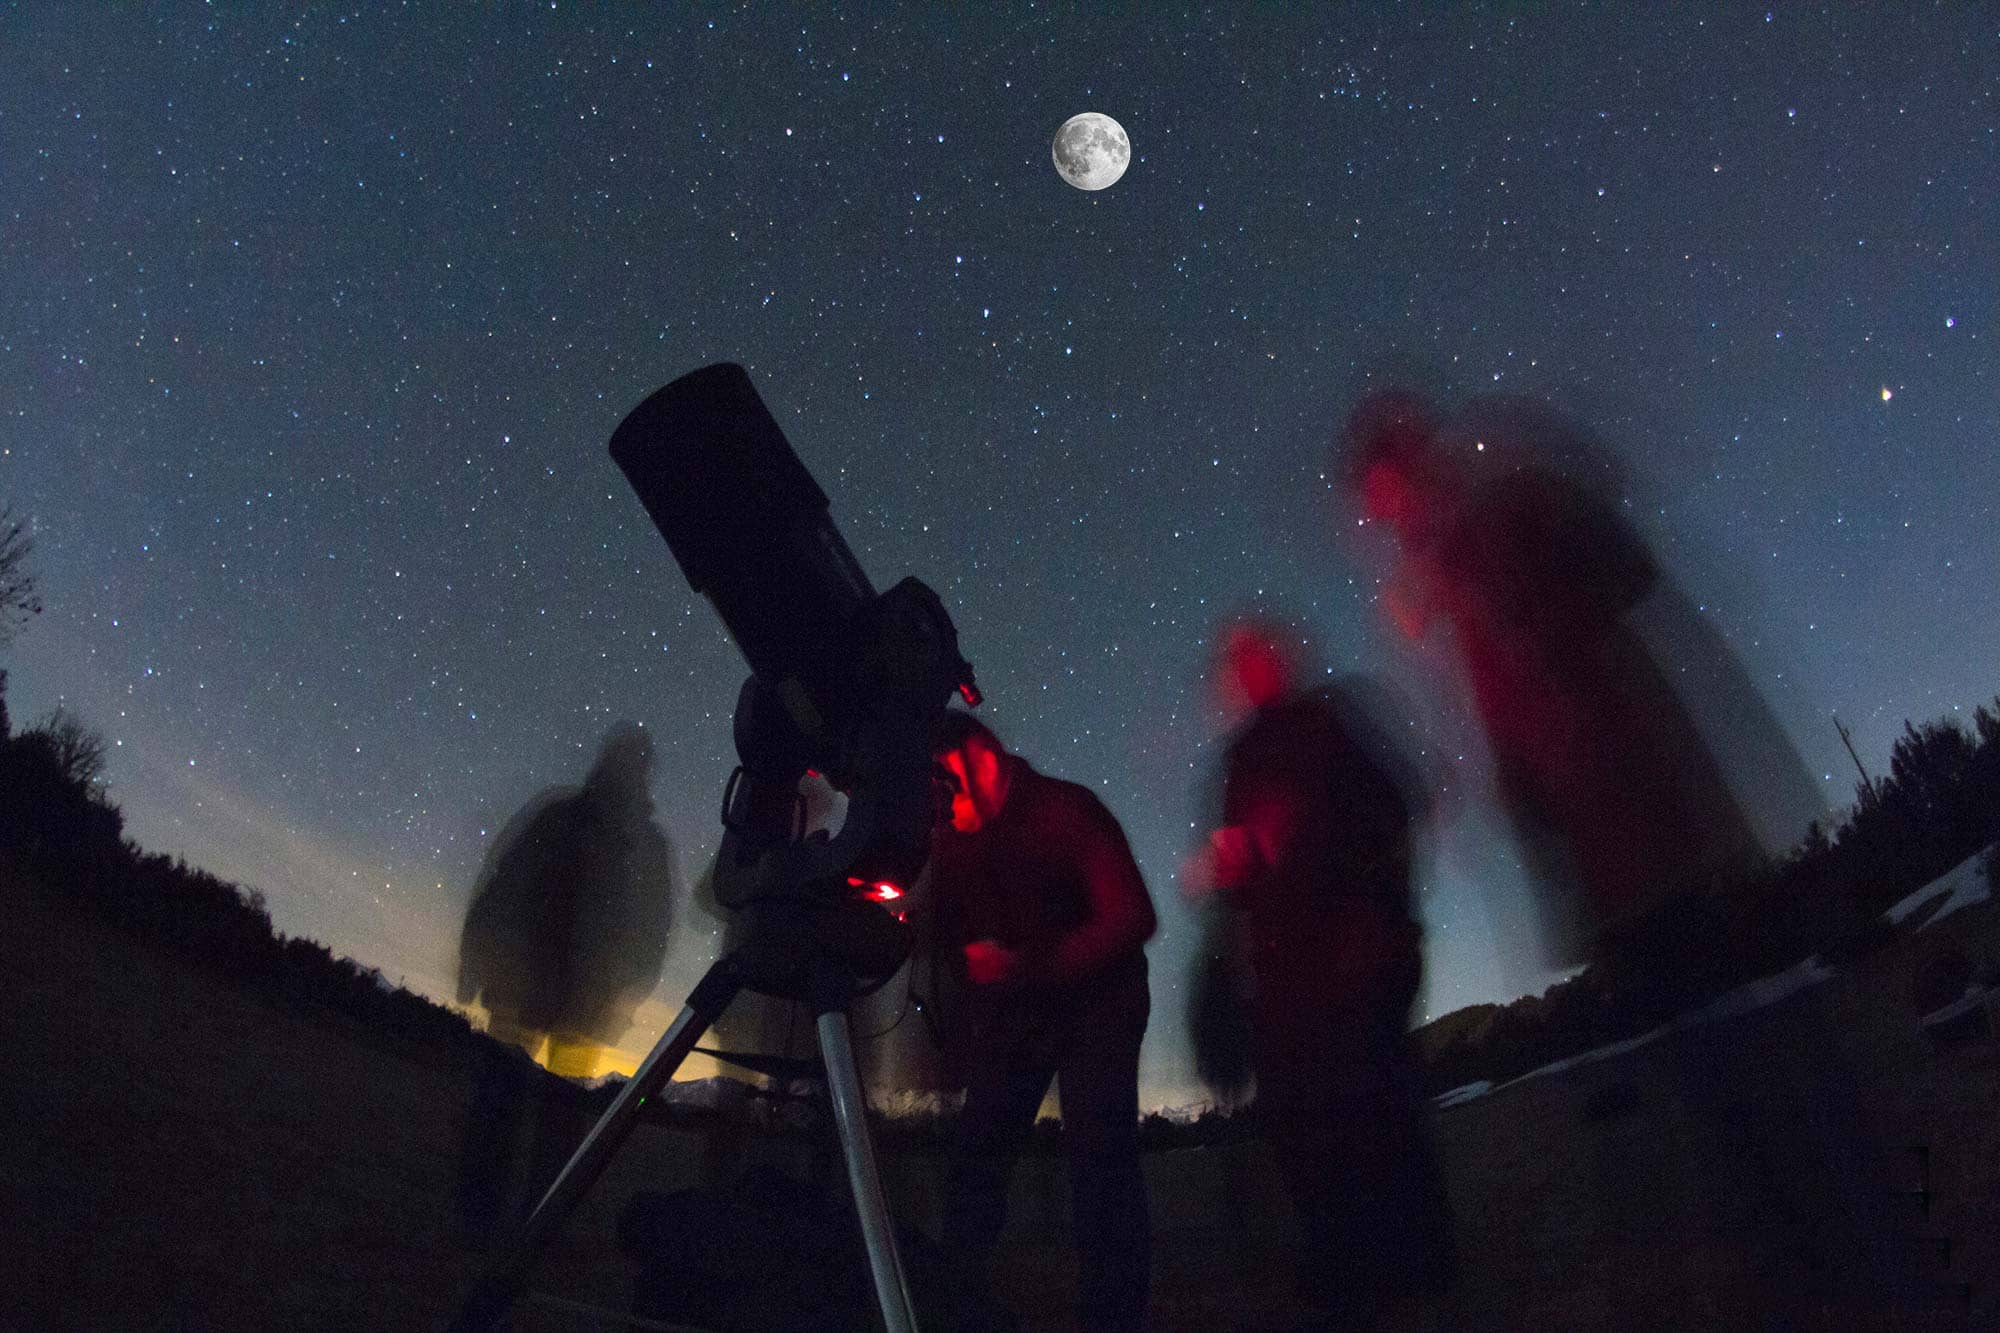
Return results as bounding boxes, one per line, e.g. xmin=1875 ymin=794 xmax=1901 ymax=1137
xmin=611 ymin=362 xmax=979 ymax=974
xmin=453 ymin=363 xmax=977 ymax=1332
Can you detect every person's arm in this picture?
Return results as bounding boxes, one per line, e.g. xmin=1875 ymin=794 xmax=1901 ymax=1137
xmin=1035 ymin=796 xmax=1157 ymax=983
xmin=1184 ymin=783 xmax=1300 ymax=897
xmin=1181 ymin=740 xmax=1244 ymax=901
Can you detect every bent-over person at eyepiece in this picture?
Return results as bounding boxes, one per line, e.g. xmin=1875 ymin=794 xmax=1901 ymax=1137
xmin=928 ymin=710 xmax=1156 ymax=1331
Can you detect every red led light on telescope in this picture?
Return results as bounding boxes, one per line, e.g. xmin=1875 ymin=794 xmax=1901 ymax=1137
xmin=847 ymin=876 xmax=904 ymax=903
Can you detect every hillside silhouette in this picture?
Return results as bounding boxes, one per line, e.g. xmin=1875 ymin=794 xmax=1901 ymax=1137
xmin=2 ymin=664 xmax=1998 ymax=1116
xmin=0 ymin=672 xmax=498 ymax=1070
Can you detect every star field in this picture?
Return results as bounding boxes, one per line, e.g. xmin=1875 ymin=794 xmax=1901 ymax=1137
xmin=3 ymin=6 xmax=1994 ymax=1106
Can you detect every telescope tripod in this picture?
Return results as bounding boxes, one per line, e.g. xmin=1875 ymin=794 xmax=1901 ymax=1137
xmin=450 ymin=931 xmax=917 ymax=1333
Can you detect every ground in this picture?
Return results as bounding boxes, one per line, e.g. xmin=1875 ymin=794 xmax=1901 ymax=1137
xmin=3 ymin=861 xmax=1993 ymax=1330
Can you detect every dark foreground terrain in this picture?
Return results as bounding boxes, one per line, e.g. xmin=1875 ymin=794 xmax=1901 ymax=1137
xmin=4 ymin=862 xmax=1994 ymax=1330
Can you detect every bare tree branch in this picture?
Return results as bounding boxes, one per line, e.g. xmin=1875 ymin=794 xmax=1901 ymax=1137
xmin=0 ymin=503 xmax=43 ymax=647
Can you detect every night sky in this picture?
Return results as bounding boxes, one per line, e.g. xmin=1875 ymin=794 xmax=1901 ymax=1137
xmin=4 ymin=6 xmax=1994 ymax=1109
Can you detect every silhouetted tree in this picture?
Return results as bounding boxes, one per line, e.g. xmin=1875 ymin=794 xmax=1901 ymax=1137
xmin=1795 ymin=818 xmax=1831 ymax=862
xmin=1884 ymin=719 xmax=1980 ymax=839
xmin=1819 ymin=711 xmax=2000 ymax=914
xmin=1959 ymin=702 xmax=2000 ymax=833
xmin=26 ymin=707 xmax=108 ymax=788
xmin=0 ymin=503 xmax=40 ymax=647
xmin=1 ymin=718 xmax=123 ymax=870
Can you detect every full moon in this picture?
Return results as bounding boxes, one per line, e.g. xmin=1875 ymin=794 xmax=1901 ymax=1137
xmin=1052 ymin=112 xmax=1131 ymax=191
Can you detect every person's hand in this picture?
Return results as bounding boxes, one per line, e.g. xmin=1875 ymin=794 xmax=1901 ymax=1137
xmin=963 ymin=938 xmax=1021 ymax=986
xmin=1181 ymin=825 xmax=1258 ymax=901
xmin=1209 ymin=824 xmax=1258 ymax=886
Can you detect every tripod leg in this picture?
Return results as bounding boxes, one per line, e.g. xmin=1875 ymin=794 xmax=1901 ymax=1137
xmin=816 ymin=994 xmax=918 ymax=1333
xmin=451 ymin=962 xmax=741 ymax=1333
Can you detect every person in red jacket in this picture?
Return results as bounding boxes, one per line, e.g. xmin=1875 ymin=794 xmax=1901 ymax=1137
xmin=928 ymin=710 xmax=1157 ymax=1331
xmin=1187 ymin=621 xmax=1456 ymax=1325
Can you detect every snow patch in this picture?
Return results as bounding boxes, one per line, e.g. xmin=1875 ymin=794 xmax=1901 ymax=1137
xmin=1433 ymin=1081 xmax=1493 ymax=1109
xmin=1684 ymin=955 xmax=1836 ymax=1025
xmin=1883 ymin=843 xmax=1996 ymax=930
xmin=1918 ymin=982 xmax=1997 ymax=1031
xmin=1434 ymin=956 xmax=1835 ymax=1108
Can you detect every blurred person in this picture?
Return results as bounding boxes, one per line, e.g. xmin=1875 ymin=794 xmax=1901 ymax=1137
xmin=1342 ymin=392 xmax=1902 ymax=1323
xmin=458 ymin=721 xmax=676 ymax=1071
xmin=454 ymin=721 xmax=677 ymax=1233
xmin=1185 ymin=620 xmax=1455 ymax=1325
xmin=1339 ymin=390 xmax=1777 ymax=971
xmin=928 ymin=711 xmax=1157 ymax=1332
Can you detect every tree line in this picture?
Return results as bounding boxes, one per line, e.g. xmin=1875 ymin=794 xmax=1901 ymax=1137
xmin=0 ymin=671 xmax=492 ymax=1062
